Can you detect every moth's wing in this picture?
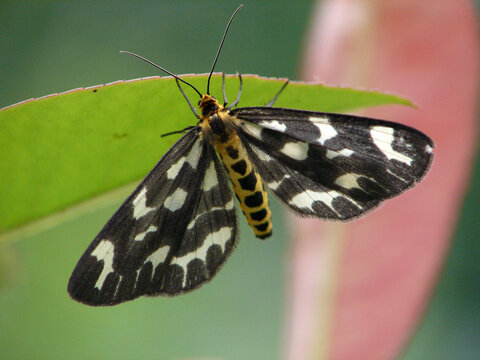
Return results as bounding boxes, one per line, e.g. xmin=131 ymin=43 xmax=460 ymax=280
xmin=68 ymin=129 xmax=237 ymax=306
xmin=231 ymin=107 xmax=434 ymax=220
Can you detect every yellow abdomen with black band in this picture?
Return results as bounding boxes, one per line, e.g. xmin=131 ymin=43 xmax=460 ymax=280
xmin=216 ymin=134 xmax=272 ymax=238
xmin=198 ymin=94 xmax=272 ymax=239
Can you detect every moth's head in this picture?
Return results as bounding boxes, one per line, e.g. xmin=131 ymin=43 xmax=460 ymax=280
xmin=198 ymin=94 xmax=220 ymax=118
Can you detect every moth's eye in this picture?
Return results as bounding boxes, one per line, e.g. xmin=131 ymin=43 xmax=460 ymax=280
xmin=197 ymin=100 xmax=201 ymax=106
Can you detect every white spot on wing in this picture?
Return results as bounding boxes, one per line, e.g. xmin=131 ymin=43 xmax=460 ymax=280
xmin=167 ymin=140 xmax=203 ymax=180
xmin=255 ymin=149 xmax=273 ymax=162
xmin=202 ymin=161 xmax=218 ymax=191
xmin=167 ymin=157 xmax=186 ymax=179
xmin=113 ymin=275 xmax=122 ymax=297
xmin=185 ymin=140 xmax=202 ymax=169
xmin=133 ymin=187 xmax=156 ymax=219
xmin=289 ymin=189 xmax=362 ymax=215
xmin=425 ymin=144 xmax=433 ymax=154
xmin=325 ymin=150 xmax=336 ymax=159
xmin=334 ymin=173 xmax=363 ymax=190
xmin=240 ymin=122 xmax=263 ymax=140
xmin=280 ymin=141 xmax=309 ymax=160
xmin=186 ymin=199 xmax=235 ymax=230
xmin=325 ymin=148 xmax=354 ymax=159
xmin=225 ymin=198 xmax=235 ymax=210
xmin=171 ymin=226 xmax=233 ymax=287
xmin=91 ymin=240 xmax=115 ymax=290
xmin=145 ymin=245 xmax=170 ymax=270
xmin=309 ymin=116 xmax=338 ymax=145
xmin=259 ymin=120 xmax=287 ymax=133
xmin=387 ymin=169 xmax=408 ymax=183
xmin=267 ymin=174 xmax=290 ymax=190
xmin=370 ymin=126 xmax=413 ymax=165
xmin=340 ymin=148 xmax=354 ymax=157
xmin=289 ymin=190 xmax=339 ymax=213
xmin=164 ymin=188 xmax=188 ymax=211
xmin=134 ymin=225 xmax=158 ymax=241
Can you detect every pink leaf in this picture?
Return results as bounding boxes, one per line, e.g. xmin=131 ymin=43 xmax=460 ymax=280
xmin=285 ymin=1 xmax=479 ymax=359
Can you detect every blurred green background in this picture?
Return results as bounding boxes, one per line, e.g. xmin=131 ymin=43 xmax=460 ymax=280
xmin=0 ymin=1 xmax=478 ymax=359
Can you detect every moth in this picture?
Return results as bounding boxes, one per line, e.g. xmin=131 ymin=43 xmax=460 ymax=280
xmin=68 ymin=5 xmax=434 ymax=306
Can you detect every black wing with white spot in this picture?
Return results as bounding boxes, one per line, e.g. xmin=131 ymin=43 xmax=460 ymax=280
xmin=68 ymin=129 xmax=237 ymax=306
xmin=232 ymin=107 xmax=433 ymax=220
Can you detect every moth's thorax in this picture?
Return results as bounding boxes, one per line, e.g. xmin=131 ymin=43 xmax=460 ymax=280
xmin=198 ymin=94 xmax=234 ymax=144
xmin=198 ymin=94 xmax=220 ymax=118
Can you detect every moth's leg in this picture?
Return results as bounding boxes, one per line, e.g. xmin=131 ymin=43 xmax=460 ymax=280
xmin=227 ymin=73 xmax=243 ymax=109
xmin=160 ymin=126 xmax=196 ymax=138
xmin=176 ymin=79 xmax=200 ymax=119
xmin=222 ymin=73 xmax=228 ymax=107
xmin=265 ymin=80 xmax=289 ymax=107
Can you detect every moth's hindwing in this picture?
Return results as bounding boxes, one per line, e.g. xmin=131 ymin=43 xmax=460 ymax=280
xmin=232 ymin=107 xmax=434 ymax=220
xmin=68 ymin=129 xmax=237 ymax=306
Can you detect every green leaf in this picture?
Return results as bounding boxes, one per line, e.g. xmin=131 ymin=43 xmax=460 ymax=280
xmin=0 ymin=74 xmax=413 ymax=236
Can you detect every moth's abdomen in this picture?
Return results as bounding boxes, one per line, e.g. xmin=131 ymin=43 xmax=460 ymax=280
xmin=216 ymin=133 xmax=272 ymax=239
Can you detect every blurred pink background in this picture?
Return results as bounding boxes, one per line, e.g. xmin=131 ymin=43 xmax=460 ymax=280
xmin=286 ymin=1 xmax=479 ymax=359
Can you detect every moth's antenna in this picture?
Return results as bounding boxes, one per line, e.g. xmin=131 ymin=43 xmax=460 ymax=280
xmin=120 ymin=50 xmax=203 ymax=98
xmin=206 ymin=4 xmax=243 ymax=95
